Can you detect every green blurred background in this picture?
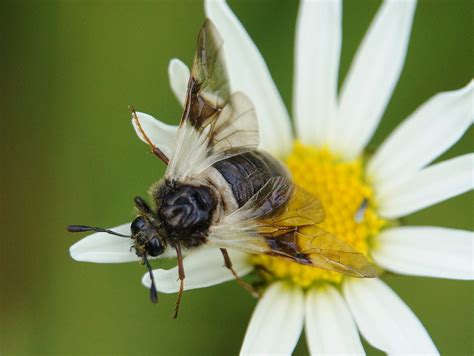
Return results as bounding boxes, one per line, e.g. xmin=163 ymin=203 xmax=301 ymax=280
xmin=1 ymin=0 xmax=472 ymax=355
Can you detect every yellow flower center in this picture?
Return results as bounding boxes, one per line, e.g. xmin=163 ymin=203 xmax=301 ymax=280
xmin=251 ymin=142 xmax=387 ymax=287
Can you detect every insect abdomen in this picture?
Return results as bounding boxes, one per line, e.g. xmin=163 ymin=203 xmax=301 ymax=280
xmin=213 ymin=151 xmax=289 ymax=207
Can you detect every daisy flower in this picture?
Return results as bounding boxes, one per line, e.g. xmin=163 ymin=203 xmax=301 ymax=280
xmin=70 ymin=0 xmax=473 ymax=354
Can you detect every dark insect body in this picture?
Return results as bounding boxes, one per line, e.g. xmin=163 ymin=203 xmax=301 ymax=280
xmin=213 ymin=151 xmax=289 ymax=207
xmin=68 ymin=20 xmax=376 ymax=318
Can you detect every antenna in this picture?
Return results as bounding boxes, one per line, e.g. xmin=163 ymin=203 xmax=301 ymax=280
xmin=67 ymin=225 xmax=131 ymax=238
xmin=143 ymin=256 xmax=158 ymax=304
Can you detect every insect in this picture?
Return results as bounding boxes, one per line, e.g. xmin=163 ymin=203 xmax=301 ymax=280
xmin=68 ymin=20 xmax=376 ymax=318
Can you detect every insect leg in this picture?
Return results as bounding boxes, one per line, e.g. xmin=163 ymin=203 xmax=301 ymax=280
xmin=172 ymin=243 xmax=185 ymax=319
xmin=129 ymin=106 xmax=170 ymax=165
xmin=220 ymin=248 xmax=260 ymax=298
xmin=134 ymin=196 xmax=152 ymax=214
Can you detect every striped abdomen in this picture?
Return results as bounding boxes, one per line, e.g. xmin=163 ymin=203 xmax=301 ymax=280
xmin=213 ymin=151 xmax=289 ymax=208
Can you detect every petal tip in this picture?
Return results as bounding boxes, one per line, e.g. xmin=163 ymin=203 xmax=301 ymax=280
xmin=69 ymin=242 xmax=82 ymax=261
xmin=168 ymin=58 xmax=189 ymax=76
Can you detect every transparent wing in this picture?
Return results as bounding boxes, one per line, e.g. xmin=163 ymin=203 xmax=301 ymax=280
xmin=167 ymin=20 xmax=259 ymax=180
xmin=260 ymin=224 xmax=378 ymax=278
xmin=181 ymin=19 xmax=230 ymax=128
xmin=209 ymin=177 xmax=377 ymax=278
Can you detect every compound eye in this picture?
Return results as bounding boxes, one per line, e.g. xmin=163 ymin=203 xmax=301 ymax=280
xmin=146 ymin=237 xmax=164 ymax=257
xmin=131 ymin=216 xmax=146 ymax=235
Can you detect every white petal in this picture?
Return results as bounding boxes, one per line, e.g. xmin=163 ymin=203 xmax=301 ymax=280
xmin=377 ymin=153 xmax=474 ymax=218
xmin=240 ymin=282 xmax=304 ymax=355
xmin=329 ymin=0 xmax=417 ymax=160
xmin=168 ymin=58 xmax=190 ymax=106
xmin=372 ymin=226 xmax=474 ymax=280
xmin=142 ymin=247 xmax=252 ymax=293
xmin=368 ymin=80 xmax=474 ymax=188
xmin=305 ymin=285 xmax=365 ymax=355
xmin=343 ymin=278 xmax=438 ymax=354
xmin=293 ymin=0 xmax=341 ymax=147
xmin=70 ymin=222 xmax=137 ymax=263
xmin=205 ymin=0 xmax=293 ymax=158
xmin=131 ymin=112 xmax=178 ymax=159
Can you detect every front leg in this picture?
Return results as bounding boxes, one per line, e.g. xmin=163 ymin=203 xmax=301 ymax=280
xmin=130 ymin=106 xmax=170 ymax=165
xmin=220 ymin=248 xmax=260 ymax=298
xmin=172 ymin=243 xmax=185 ymax=319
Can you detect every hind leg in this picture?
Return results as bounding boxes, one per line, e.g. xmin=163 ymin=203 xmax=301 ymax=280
xmin=220 ymin=248 xmax=259 ymax=298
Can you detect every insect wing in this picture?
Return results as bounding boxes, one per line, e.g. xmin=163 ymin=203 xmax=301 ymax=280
xmin=167 ymin=20 xmax=259 ymax=180
xmin=209 ymin=177 xmax=377 ymax=278
xmin=296 ymin=226 xmax=378 ymax=277
xmin=183 ymin=19 xmax=230 ymax=128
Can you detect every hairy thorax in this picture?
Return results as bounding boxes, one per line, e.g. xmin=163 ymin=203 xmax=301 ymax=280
xmin=152 ymin=178 xmax=219 ymax=248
